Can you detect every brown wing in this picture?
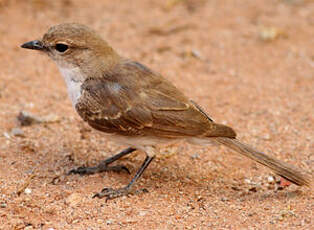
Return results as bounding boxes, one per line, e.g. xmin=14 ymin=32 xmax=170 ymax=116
xmin=75 ymin=60 xmax=236 ymax=138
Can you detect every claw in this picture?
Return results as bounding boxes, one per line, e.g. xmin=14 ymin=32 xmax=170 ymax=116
xmin=68 ymin=164 xmax=130 ymax=175
xmin=92 ymin=186 xmax=149 ymax=200
xmin=68 ymin=166 xmax=95 ymax=175
xmin=111 ymin=165 xmax=130 ymax=174
xmin=92 ymin=187 xmax=130 ymax=200
xmin=68 ymin=166 xmax=89 ymax=175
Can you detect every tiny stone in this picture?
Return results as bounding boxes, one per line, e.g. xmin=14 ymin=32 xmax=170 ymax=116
xmin=17 ymin=111 xmax=40 ymax=126
xmin=191 ymin=153 xmax=200 ymax=159
xmin=139 ymin=211 xmax=147 ymax=216
xmin=221 ymin=197 xmax=228 ymax=202
xmin=259 ymin=26 xmax=283 ymax=41
xmin=231 ymin=186 xmax=241 ymax=191
xmin=244 ymin=179 xmax=251 ymax=184
xmin=262 ymin=134 xmax=270 ymax=140
xmin=24 ymin=188 xmax=32 ymax=194
xmin=267 ymin=176 xmax=275 ymax=184
xmin=10 ymin=128 xmax=25 ymax=137
xmin=72 ymin=219 xmax=79 ymax=224
xmin=0 ymin=202 xmax=7 ymax=208
xmin=191 ymin=49 xmax=202 ymax=59
xmin=196 ymin=195 xmax=203 ymax=201
xmin=3 ymin=132 xmax=10 ymax=139
xmin=106 ymin=220 xmax=113 ymax=225
xmin=65 ymin=193 xmax=82 ymax=206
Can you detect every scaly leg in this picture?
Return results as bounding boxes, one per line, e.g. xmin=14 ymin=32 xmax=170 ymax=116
xmin=93 ymin=155 xmax=155 ymax=200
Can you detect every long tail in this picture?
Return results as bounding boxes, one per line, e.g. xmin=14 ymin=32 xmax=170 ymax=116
xmin=214 ymin=137 xmax=311 ymax=186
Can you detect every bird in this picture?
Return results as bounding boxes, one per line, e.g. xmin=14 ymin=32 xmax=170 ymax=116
xmin=21 ymin=23 xmax=310 ymax=200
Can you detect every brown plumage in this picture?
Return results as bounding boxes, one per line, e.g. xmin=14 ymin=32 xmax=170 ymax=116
xmin=21 ymin=23 xmax=311 ymax=200
xmin=76 ymin=60 xmax=236 ymax=139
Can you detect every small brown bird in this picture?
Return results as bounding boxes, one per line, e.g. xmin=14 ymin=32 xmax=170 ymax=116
xmin=21 ymin=23 xmax=310 ymax=200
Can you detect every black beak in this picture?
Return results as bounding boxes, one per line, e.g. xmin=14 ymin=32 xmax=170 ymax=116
xmin=21 ymin=40 xmax=44 ymax=50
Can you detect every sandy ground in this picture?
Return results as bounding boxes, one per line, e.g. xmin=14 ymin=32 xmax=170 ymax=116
xmin=0 ymin=0 xmax=313 ymax=229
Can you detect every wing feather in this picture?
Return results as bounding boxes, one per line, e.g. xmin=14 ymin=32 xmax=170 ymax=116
xmin=75 ymin=60 xmax=236 ymax=138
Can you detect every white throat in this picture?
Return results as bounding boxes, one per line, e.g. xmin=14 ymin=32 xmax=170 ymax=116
xmin=58 ymin=66 xmax=83 ymax=106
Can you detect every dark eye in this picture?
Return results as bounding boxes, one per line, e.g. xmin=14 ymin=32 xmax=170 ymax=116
xmin=55 ymin=43 xmax=68 ymax=52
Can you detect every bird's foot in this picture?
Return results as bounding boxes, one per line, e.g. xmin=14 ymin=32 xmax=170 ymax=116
xmin=92 ymin=187 xmax=148 ymax=201
xmin=68 ymin=163 xmax=130 ymax=175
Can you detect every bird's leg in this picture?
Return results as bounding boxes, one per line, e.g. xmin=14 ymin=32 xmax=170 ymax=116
xmin=68 ymin=147 xmax=136 ymax=175
xmin=93 ymin=155 xmax=155 ymax=200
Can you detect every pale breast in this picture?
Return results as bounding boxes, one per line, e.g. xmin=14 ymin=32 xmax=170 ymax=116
xmin=58 ymin=66 xmax=84 ymax=106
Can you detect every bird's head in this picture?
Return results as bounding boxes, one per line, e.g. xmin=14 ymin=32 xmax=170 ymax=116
xmin=21 ymin=23 xmax=119 ymax=75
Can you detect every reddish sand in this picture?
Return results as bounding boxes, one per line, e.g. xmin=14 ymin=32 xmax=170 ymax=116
xmin=0 ymin=0 xmax=313 ymax=229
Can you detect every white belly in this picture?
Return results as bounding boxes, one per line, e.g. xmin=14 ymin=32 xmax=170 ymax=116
xmin=58 ymin=66 xmax=83 ymax=106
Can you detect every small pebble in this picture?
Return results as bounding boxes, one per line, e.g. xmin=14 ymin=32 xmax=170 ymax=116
xmin=196 ymin=195 xmax=203 ymax=201
xmin=17 ymin=111 xmax=40 ymax=126
xmin=24 ymin=188 xmax=32 ymax=194
xmin=65 ymin=193 xmax=82 ymax=206
xmin=267 ymin=176 xmax=275 ymax=184
xmin=10 ymin=128 xmax=25 ymax=137
xmin=139 ymin=211 xmax=147 ymax=216
xmin=0 ymin=202 xmax=7 ymax=208
xmin=191 ymin=49 xmax=202 ymax=59
xmin=191 ymin=153 xmax=200 ymax=159
xmin=17 ymin=111 xmax=60 ymax=126
xmin=3 ymin=132 xmax=10 ymax=139
xmin=231 ymin=186 xmax=241 ymax=191
xmin=106 ymin=220 xmax=113 ymax=225
xmin=259 ymin=26 xmax=285 ymax=41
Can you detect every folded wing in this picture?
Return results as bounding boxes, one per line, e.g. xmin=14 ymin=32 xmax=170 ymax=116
xmin=75 ymin=60 xmax=236 ymax=138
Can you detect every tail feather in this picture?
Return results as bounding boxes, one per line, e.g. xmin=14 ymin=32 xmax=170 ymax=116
xmin=215 ymin=137 xmax=311 ymax=186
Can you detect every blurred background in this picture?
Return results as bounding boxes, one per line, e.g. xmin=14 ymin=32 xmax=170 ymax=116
xmin=0 ymin=0 xmax=313 ymax=229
